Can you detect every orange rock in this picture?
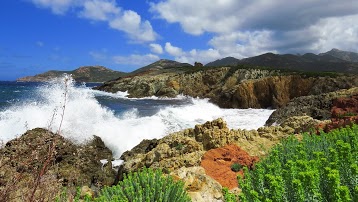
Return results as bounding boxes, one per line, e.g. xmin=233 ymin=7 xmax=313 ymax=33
xmin=200 ymin=144 xmax=259 ymax=189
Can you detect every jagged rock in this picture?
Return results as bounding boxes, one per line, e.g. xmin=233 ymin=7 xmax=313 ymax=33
xmin=120 ymin=134 xmax=205 ymax=174
xmin=119 ymin=118 xmax=301 ymax=174
xmin=280 ymin=116 xmax=320 ymax=133
xmin=118 ymin=116 xmax=333 ymax=200
xmin=266 ymin=87 xmax=358 ymax=125
xmin=319 ymin=94 xmax=358 ymax=132
xmin=331 ymin=95 xmax=358 ymax=118
xmin=96 ymin=66 xmax=358 ymax=109
xmin=117 ymin=118 xmax=313 ymax=200
xmin=0 ymin=128 xmax=116 ymax=200
xmin=171 ymin=167 xmax=223 ymax=202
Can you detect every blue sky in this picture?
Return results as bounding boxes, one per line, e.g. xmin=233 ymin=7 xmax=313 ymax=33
xmin=1 ymin=0 xmax=358 ymax=80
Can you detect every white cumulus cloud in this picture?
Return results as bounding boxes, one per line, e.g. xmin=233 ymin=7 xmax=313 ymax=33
xmin=149 ymin=43 xmax=163 ymax=54
xmin=30 ymin=0 xmax=157 ymax=42
xmin=79 ymin=0 xmax=120 ymax=21
xmin=151 ymin=0 xmax=358 ymax=55
xmin=175 ymin=48 xmax=221 ymax=64
xmin=163 ymin=42 xmax=221 ymax=64
xmin=164 ymin=42 xmax=183 ymax=57
xmin=112 ymin=54 xmax=159 ymax=65
xmin=109 ymin=10 xmax=157 ymax=42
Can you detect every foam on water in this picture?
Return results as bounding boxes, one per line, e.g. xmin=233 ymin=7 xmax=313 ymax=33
xmin=93 ymin=89 xmax=188 ymax=100
xmin=0 ymin=76 xmax=274 ymax=158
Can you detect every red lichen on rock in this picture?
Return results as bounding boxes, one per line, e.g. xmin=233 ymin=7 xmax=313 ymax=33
xmin=318 ymin=95 xmax=358 ymax=133
xmin=200 ymin=144 xmax=259 ymax=189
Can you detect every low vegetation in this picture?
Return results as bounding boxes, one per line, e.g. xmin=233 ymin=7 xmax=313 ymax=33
xmin=95 ymin=167 xmax=190 ymax=202
xmin=231 ymin=163 xmax=243 ymax=172
xmin=224 ymin=124 xmax=358 ymax=202
xmin=55 ymin=168 xmax=191 ymax=202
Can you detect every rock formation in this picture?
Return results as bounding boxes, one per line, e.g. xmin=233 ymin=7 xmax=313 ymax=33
xmin=317 ymin=94 xmax=358 ymax=132
xmin=0 ymin=128 xmax=116 ymax=200
xmin=96 ymin=67 xmax=358 ymax=110
xmin=194 ymin=62 xmax=203 ymax=67
xmin=117 ymin=117 xmax=319 ymax=200
xmin=201 ymin=144 xmax=259 ymax=189
xmin=266 ymin=87 xmax=358 ymax=125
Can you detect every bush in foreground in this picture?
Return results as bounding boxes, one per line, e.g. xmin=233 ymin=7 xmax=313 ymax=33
xmin=95 ymin=167 xmax=190 ymax=202
xmin=225 ymin=125 xmax=358 ymax=202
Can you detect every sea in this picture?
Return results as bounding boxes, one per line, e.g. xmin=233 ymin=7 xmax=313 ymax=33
xmin=0 ymin=75 xmax=274 ymax=159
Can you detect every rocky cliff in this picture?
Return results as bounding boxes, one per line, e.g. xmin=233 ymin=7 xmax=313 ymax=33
xmin=96 ymin=67 xmax=358 ymax=109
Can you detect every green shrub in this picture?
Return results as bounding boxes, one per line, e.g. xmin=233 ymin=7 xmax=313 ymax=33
xmin=238 ymin=124 xmax=358 ymax=202
xmin=231 ymin=163 xmax=243 ymax=172
xmin=222 ymin=187 xmax=238 ymax=202
xmin=94 ymin=167 xmax=191 ymax=202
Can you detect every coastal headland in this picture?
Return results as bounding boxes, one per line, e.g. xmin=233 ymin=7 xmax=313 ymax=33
xmin=3 ymin=51 xmax=358 ymax=201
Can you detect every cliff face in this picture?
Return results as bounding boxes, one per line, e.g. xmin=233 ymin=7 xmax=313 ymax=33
xmin=96 ymin=67 xmax=358 ymax=109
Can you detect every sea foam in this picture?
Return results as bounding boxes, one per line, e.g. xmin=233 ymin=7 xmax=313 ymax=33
xmin=0 ymin=76 xmax=274 ymax=158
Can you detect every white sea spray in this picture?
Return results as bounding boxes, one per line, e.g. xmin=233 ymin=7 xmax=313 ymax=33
xmin=0 ymin=76 xmax=274 ymax=158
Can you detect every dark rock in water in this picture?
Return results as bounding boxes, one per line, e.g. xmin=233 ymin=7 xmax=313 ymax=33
xmin=266 ymin=87 xmax=358 ymax=125
xmin=0 ymin=128 xmax=116 ymax=200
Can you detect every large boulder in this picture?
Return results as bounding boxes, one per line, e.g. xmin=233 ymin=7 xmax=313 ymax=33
xmin=0 ymin=128 xmax=116 ymax=201
xmin=171 ymin=167 xmax=223 ymax=202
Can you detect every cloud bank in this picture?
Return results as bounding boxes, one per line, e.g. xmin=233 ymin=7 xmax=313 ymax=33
xmin=30 ymin=0 xmax=157 ymax=42
xmin=151 ymin=0 xmax=358 ymax=63
xmin=29 ymin=0 xmax=358 ymax=66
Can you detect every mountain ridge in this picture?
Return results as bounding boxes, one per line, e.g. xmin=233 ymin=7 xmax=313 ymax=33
xmin=17 ymin=66 xmax=127 ymax=82
xmin=17 ymin=49 xmax=358 ymax=82
xmin=319 ymin=48 xmax=358 ymax=62
xmin=203 ymin=49 xmax=358 ymax=73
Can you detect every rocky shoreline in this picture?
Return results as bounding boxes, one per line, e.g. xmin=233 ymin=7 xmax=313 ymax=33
xmin=95 ymin=67 xmax=358 ymax=109
xmin=2 ymin=67 xmax=358 ymax=201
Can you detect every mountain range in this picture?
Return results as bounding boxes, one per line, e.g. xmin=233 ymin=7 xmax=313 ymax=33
xmin=17 ymin=48 xmax=358 ymax=82
xmin=205 ymin=49 xmax=358 ymax=73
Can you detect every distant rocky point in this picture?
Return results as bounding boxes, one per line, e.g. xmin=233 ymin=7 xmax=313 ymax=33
xmin=17 ymin=66 xmax=126 ymax=82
